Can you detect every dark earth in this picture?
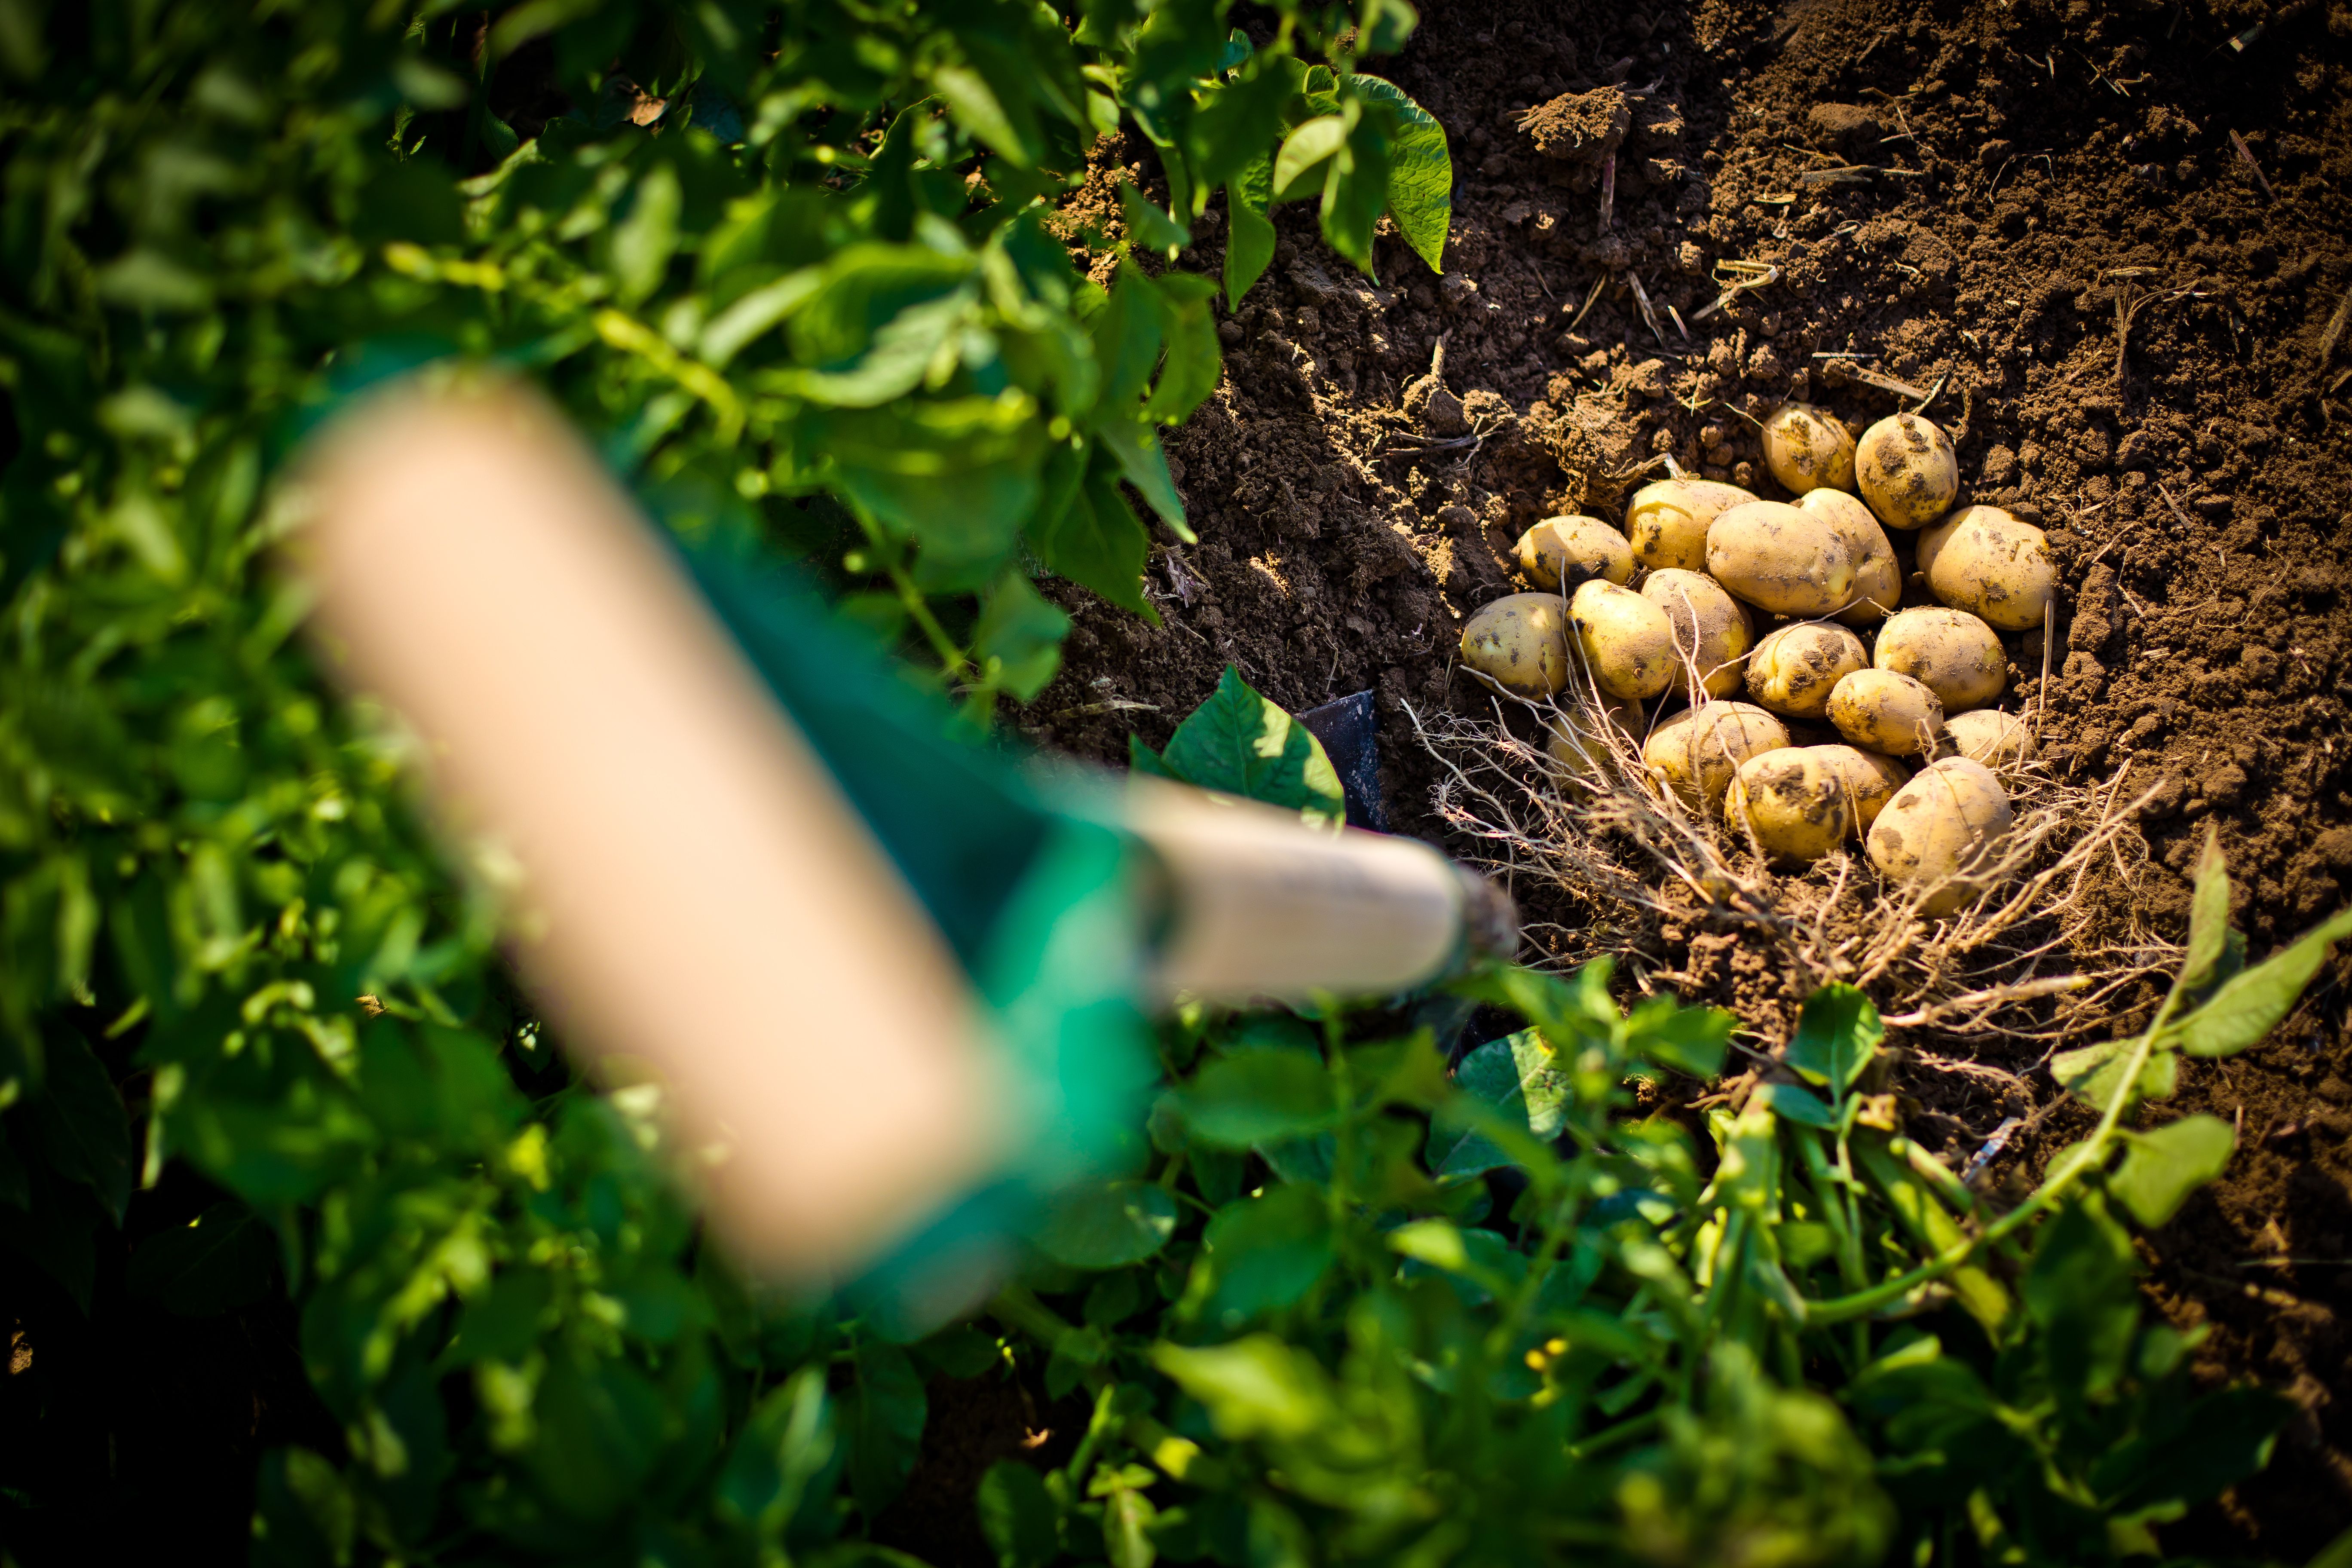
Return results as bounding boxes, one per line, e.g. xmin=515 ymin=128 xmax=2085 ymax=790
xmin=1001 ymin=0 xmax=2352 ymax=1560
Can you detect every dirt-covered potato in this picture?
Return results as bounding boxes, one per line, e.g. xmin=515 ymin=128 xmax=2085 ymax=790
xmin=1643 ymin=701 xmax=1790 ymax=811
xmin=1623 ymin=478 xmax=1757 ymax=572
xmin=1569 ymin=580 xmax=1678 ymax=700
xmin=1874 ymin=606 xmax=2006 ymax=712
xmin=1704 ymin=500 xmax=1857 ymax=616
xmin=1760 ymin=401 xmax=1858 ymax=496
xmin=1866 ymin=756 xmax=2015 ymax=916
xmin=1798 ymin=489 xmax=1901 ymax=626
xmin=1811 ymin=744 xmax=1909 ymax=834
xmin=1515 ymin=514 xmax=1635 ymax=591
xmin=1724 ymin=749 xmax=1851 ymax=863
xmin=1544 ymin=693 xmax=1645 ymax=780
xmin=1461 ymin=593 xmax=1571 ymax=698
xmin=1855 ymin=412 xmax=1959 ymax=530
xmin=1745 ymin=622 xmax=1868 ymax=719
xmin=1915 ymin=505 xmax=2054 ymax=631
xmin=1640 ymin=568 xmax=1755 ymax=700
xmin=1825 ymin=668 xmax=1945 ymax=756
xmin=1939 ymin=708 xmax=2035 ymax=769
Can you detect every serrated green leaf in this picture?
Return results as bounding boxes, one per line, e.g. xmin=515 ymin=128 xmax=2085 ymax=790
xmin=1352 ymin=75 xmax=1449 ymax=273
xmin=2165 ymin=905 xmax=2352 ymax=1057
xmin=2110 ymin=1115 xmax=2234 ymax=1228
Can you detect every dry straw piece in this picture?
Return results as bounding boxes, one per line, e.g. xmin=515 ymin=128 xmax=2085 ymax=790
xmin=1416 ymin=648 xmax=2182 ymax=1072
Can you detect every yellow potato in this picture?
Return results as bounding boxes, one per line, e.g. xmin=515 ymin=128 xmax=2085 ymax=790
xmin=1623 ymin=478 xmax=1757 ymax=572
xmin=1874 ymin=606 xmax=2006 ymax=712
xmin=1939 ymin=708 xmax=2035 ymax=769
xmin=1461 ymin=593 xmax=1571 ymax=698
xmin=1704 ymin=500 xmax=1857 ymax=616
xmin=1760 ymin=401 xmax=1857 ymax=496
xmin=1798 ymin=489 xmax=1901 ymax=626
xmin=1724 ymin=749 xmax=1851 ymax=864
xmin=1866 ymin=756 xmax=2015 ymax=916
xmin=1515 ymin=514 xmax=1636 ymax=591
xmin=1544 ymin=692 xmax=1645 ymax=781
xmin=1568 ymin=580 xmax=1678 ymax=700
xmin=1916 ymin=505 xmax=2054 ymax=631
xmin=1745 ymin=622 xmax=1868 ymax=719
xmin=1810 ymin=744 xmax=1908 ymax=835
xmin=1643 ymin=701 xmax=1791 ymax=811
xmin=1640 ymin=568 xmax=1755 ymax=700
xmin=1855 ymin=412 xmax=1959 ymax=530
xmin=1825 ymin=668 xmax=1945 ymax=757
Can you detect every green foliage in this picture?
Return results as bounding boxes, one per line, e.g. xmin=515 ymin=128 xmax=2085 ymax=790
xmin=1129 ymin=665 xmax=1346 ymax=827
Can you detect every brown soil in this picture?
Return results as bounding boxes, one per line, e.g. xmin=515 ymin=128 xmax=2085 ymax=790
xmin=1027 ymin=0 xmax=2352 ymax=1553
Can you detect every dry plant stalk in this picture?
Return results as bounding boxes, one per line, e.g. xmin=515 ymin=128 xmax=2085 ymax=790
xmin=1411 ymin=653 xmax=2181 ymax=1069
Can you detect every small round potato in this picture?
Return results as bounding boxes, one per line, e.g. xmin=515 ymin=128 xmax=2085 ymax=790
xmin=1915 ymin=505 xmax=2054 ymax=631
xmin=1798 ymin=489 xmax=1901 ymax=626
xmin=1724 ymin=749 xmax=1851 ymax=864
xmin=1568 ymin=580 xmax=1679 ymax=700
xmin=1515 ymin=514 xmax=1635 ymax=591
xmin=1874 ymin=606 xmax=2006 ymax=713
xmin=1623 ymin=478 xmax=1757 ymax=573
xmin=1760 ymin=401 xmax=1858 ymax=496
xmin=1867 ymin=756 xmax=2015 ymax=916
xmin=1461 ymin=593 xmax=1571 ymax=698
xmin=1810 ymin=744 xmax=1908 ymax=835
xmin=1643 ymin=702 xmax=1790 ymax=812
xmin=1544 ymin=692 xmax=1645 ymax=780
xmin=1855 ymin=413 xmax=1959 ymax=530
xmin=1825 ymin=668 xmax=1945 ymax=757
xmin=1939 ymin=708 xmax=2034 ymax=769
xmin=1640 ymin=568 xmax=1755 ymax=700
xmin=1745 ymin=622 xmax=1869 ymax=719
xmin=1705 ymin=500 xmax=1857 ymax=616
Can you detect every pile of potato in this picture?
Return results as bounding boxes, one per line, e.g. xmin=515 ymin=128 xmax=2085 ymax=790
xmin=1461 ymin=404 xmax=2053 ymax=917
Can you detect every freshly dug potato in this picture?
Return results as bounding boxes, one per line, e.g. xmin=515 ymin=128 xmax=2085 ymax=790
xmin=1745 ymin=622 xmax=1868 ymax=719
xmin=1568 ymin=580 xmax=1678 ymax=700
xmin=1760 ymin=401 xmax=1858 ymax=496
xmin=1811 ymin=744 xmax=1908 ymax=835
xmin=1644 ymin=701 xmax=1790 ymax=811
xmin=1825 ymin=668 xmax=1945 ymax=756
xmin=1640 ymin=568 xmax=1755 ymax=700
xmin=1515 ymin=514 xmax=1635 ymax=591
xmin=1940 ymin=708 xmax=2034 ymax=769
xmin=1623 ymin=478 xmax=1757 ymax=572
xmin=1874 ymin=606 xmax=2006 ymax=712
xmin=1461 ymin=593 xmax=1571 ymax=698
xmin=1705 ymin=500 xmax=1857 ymax=616
xmin=1799 ymin=489 xmax=1901 ymax=626
xmin=1866 ymin=756 xmax=2015 ymax=916
xmin=1916 ymin=505 xmax=2053 ymax=631
xmin=1544 ymin=693 xmax=1645 ymax=779
xmin=1855 ymin=412 xmax=1959 ymax=530
xmin=1724 ymin=749 xmax=1851 ymax=864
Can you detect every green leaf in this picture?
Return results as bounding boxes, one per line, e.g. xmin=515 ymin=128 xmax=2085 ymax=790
xmin=1142 ymin=273 xmax=1222 ymax=425
xmin=1222 ymin=156 xmax=1276 ymax=308
xmin=1178 ymin=1048 xmax=1338 ymax=1148
xmin=24 ymin=1030 xmax=131 ymax=1222
xmin=1184 ymin=58 xmax=1299 ymax=196
xmin=1095 ymin=418 xmax=1191 ymax=536
xmin=1752 ymin=1082 xmax=1840 ymax=1129
xmin=845 ymin=1344 xmax=928 ymax=1516
xmin=1351 ymin=76 xmax=1448 ymax=273
xmin=1029 ymin=449 xmax=1154 ymax=617
xmin=610 ymin=162 xmax=683 ymax=305
xmin=2166 ymin=905 xmax=2352 ymax=1057
xmin=2021 ymin=1200 xmax=2139 ymax=1407
xmin=1150 ymin=1335 xmax=1334 ymax=1441
xmin=1272 ymin=114 xmax=1347 ymax=196
xmin=1783 ymin=984 xmax=1883 ymax=1094
xmin=2110 ymin=1114 xmax=2234 ymax=1228
xmin=1092 ymin=259 xmax=1167 ymax=410
xmin=1119 ymin=183 xmax=1190 ymax=253
xmin=2179 ymin=826 xmax=2234 ymax=995
xmin=2051 ymin=1034 xmax=2177 ymax=1112
xmin=975 ymin=571 xmax=1070 ymax=702
xmin=1428 ymin=1029 xmax=1565 ymax=1177
xmin=935 ymin=63 xmax=1031 ymax=167
xmin=1625 ymin=998 xmax=1733 ymax=1079
xmin=1155 ymin=667 xmax=1345 ymax=826
xmin=978 ymin=1461 xmax=1061 ymax=1568
xmin=1200 ymin=1184 xmax=1333 ymax=1327
xmin=1032 ymin=1179 xmax=1179 ymax=1270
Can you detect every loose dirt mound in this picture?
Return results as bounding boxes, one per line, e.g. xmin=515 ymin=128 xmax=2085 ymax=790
xmin=1033 ymin=0 xmax=2352 ymax=1550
